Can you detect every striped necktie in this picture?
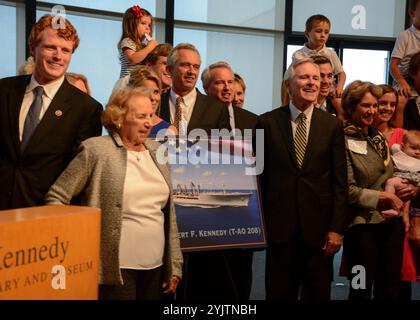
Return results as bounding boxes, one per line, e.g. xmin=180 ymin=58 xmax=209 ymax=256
xmin=173 ymin=96 xmax=184 ymax=132
xmin=294 ymin=112 xmax=307 ymax=168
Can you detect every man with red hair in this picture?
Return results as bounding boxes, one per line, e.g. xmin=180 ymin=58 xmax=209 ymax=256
xmin=0 ymin=14 xmax=102 ymax=209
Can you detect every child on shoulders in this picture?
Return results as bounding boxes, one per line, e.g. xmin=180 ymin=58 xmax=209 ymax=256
xmin=390 ymin=0 xmax=420 ymax=97
xmin=118 ymin=5 xmax=158 ymax=78
xmin=292 ymin=14 xmax=346 ymax=98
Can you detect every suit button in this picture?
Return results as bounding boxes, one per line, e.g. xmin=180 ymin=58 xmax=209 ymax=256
xmin=116 ymin=203 xmax=121 ymax=208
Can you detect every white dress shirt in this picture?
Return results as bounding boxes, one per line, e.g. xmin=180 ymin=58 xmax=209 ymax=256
xmin=119 ymin=150 xmax=169 ymax=270
xmin=169 ymin=88 xmax=197 ymax=135
xmin=289 ymin=102 xmax=314 ymax=142
xmin=228 ymin=104 xmax=236 ymax=130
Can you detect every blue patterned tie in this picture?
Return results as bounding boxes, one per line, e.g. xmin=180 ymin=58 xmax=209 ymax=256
xmin=21 ymin=86 xmax=44 ymax=151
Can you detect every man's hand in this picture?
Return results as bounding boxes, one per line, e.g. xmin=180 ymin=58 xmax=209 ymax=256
xmin=323 ymin=231 xmax=343 ymax=257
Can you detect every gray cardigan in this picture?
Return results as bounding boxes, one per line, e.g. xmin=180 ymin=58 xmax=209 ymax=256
xmin=345 ymin=134 xmax=394 ymax=227
xmin=46 ymin=133 xmax=183 ymax=285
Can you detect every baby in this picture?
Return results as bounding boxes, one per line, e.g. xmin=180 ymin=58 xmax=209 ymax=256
xmin=382 ymin=130 xmax=420 ymax=217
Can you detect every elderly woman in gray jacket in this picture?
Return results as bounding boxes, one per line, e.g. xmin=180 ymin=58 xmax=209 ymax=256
xmin=46 ymin=86 xmax=182 ymax=300
xmin=342 ymin=81 xmax=406 ymax=300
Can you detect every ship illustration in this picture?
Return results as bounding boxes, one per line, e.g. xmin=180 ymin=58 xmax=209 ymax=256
xmin=173 ymin=182 xmax=252 ymax=208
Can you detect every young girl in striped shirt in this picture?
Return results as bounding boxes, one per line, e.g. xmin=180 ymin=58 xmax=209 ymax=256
xmin=118 ymin=5 xmax=158 ymax=78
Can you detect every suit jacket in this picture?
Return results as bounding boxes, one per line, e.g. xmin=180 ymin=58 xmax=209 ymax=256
xmin=345 ymin=131 xmax=394 ymax=227
xmin=0 ymin=75 xmax=102 ymax=209
xmin=160 ymin=89 xmax=231 ymax=134
xmin=232 ymin=106 xmax=258 ymax=132
xmin=326 ymin=98 xmax=338 ymax=116
xmin=46 ymin=134 xmax=183 ymax=285
xmin=403 ymin=99 xmax=420 ymax=130
xmin=258 ymin=105 xmax=348 ymax=246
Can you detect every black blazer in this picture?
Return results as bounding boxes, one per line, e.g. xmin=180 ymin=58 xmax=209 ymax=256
xmin=403 ymin=99 xmax=420 ymax=130
xmin=232 ymin=106 xmax=258 ymax=132
xmin=160 ymin=89 xmax=231 ymax=133
xmin=257 ymin=105 xmax=348 ymax=246
xmin=0 ymin=75 xmax=103 ymax=209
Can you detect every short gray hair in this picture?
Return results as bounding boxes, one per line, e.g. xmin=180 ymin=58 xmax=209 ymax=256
xmin=286 ymin=58 xmax=319 ymax=80
xmin=201 ymin=61 xmax=234 ymax=90
xmin=102 ymin=86 xmax=152 ymax=134
xmin=167 ymin=43 xmax=201 ymax=68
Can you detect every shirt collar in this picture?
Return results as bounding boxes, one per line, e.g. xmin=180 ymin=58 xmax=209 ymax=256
xmin=415 ymin=95 xmax=420 ymax=107
xmin=26 ymin=75 xmax=65 ymax=100
xmin=289 ymin=101 xmax=314 ymax=122
xmin=170 ymin=88 xmax=197 ymax=108
xmin=302 ymin=43 xmax=326 ymax=55
xmin=410 ymin=24 xmax=420 ymax=38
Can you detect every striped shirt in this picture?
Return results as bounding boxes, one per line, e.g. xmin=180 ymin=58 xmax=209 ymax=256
xmin=118 ymin=37 xmax=143 ymax=78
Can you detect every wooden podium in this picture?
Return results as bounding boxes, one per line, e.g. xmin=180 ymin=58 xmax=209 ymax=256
xmin=0 ymin=205 xmax=100 ymax=300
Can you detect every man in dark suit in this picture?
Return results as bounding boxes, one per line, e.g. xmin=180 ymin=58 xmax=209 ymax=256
xmin=403 ymin=99 xmax=420 ymax=130
xmin=159 ymin=44 xmax=231 ymax=300
xmin=0 ymin=14 xmax=102 ymax=210
xmin=197 ymin=61 xmax=258 ymax=300
xmin=159 ymin=43 xmax=230 ymax=135
xmin=201 ymin=61 xmax=258 ymax=135
xmin=258 ymin=58 xmax=348 ymax=300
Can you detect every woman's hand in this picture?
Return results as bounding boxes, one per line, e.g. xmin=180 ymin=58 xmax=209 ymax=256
xmin=162 ymin=275 xmax=180 ymax=295
xmin=396 ymin=181 xmax=419 ymax=202
xmin=378 ymin=191 xmax=403 ymax=214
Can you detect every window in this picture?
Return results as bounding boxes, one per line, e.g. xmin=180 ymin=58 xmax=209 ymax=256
xmin=286 ymin=44 xmax=303 ymax=69
xmin=175 ymin=0 xmax=285 ymax=31
xmin=37 ymin=0 xmax=160 ymax=17
xmin=343 ymin=49 xmax=389 ymax=85
xmin=292 ymin=0 xmax=405 ymax=38
xmin=0 ymin=3 xmax=17 ymax=78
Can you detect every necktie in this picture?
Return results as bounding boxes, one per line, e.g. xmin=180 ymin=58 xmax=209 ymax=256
xmin=173 ymin=96 xmax=184 ymax=132
xmin=294 ymin=112 xmax=307 ymax=168
xmin=21 ymin=86 xmax=44 ymax=151
xmin=317 ymin=103 xmax=327 ymax=112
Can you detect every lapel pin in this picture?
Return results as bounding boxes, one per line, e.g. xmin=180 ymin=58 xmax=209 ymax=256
xmin=55 ymin=110 xmax=63 ymax=117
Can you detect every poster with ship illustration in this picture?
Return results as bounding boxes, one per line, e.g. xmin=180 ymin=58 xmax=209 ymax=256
xmin=158 ymin=136 xmax=266 ymax=252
